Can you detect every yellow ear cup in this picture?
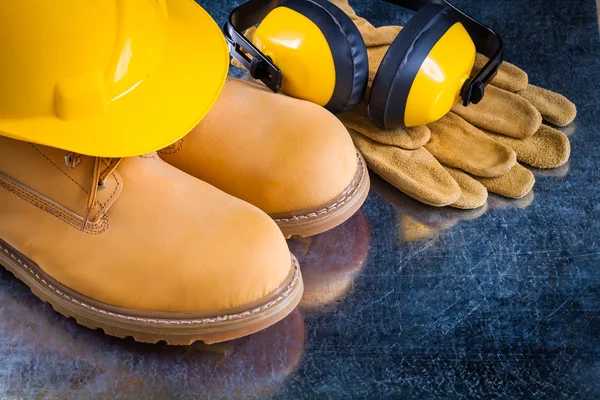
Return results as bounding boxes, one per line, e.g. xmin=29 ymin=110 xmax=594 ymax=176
xmin=254 ymin=6 xmax=337 ymax=107
xmin=252 ymin=0 xmax=368 ymax=114
xmin=368 ymin=4 xmax=476 ymax=129
xmin=404 ymin=23 xmax=476 ymax=127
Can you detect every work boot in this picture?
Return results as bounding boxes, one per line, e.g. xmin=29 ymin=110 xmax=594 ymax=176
xmin=159 ymin=78 xmax=370 ymax=238
xmin=0 ymin=136 xmax=303 ymax=345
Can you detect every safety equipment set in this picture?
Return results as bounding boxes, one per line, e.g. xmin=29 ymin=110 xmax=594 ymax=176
xmin=225 ymin=0 xmax=503 ymax=127
xmin=0 ymin=0 xmax=575 ymax=344
xmin=228 ymin=0 xmax=576 ymax=209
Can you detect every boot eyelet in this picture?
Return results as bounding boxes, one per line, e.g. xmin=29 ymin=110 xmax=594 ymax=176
xmin=98 ymin=181 xmax=107 ymax=190
xmin=64 ymin=153 xmax=81 ymax=168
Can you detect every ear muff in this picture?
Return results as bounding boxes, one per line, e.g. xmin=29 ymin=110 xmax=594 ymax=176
xmin=253 ymin=0 xmax=368 ymax=114
xmin=368 ymin=4 xmax=476 ymax=128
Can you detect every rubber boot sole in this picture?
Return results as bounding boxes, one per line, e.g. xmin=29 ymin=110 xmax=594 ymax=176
xmin=0 ymin=239 xmax=303 ymax=345
xmin=272 ymin=151 xmax=370 ymax=238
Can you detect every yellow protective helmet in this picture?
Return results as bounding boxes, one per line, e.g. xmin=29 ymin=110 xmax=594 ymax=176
xmin=224 ymin=0 xmax=503 ymax=129
xmin=0 ymin=0 xmax=229 ymax=157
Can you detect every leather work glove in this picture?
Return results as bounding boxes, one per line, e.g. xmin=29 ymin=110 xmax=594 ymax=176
xmin=332 ymin=0 xmax=577 ymax=209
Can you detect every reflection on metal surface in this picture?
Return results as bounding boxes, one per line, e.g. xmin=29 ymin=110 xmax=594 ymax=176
xmin=486 ymin=191 xmax=534 ymax=209
xmin=371 ymin=175 xmax=535 ymax=243
xmin=288 ymin=211 xmax=371 ymax=310
xmin=531 ymin=161 xmax=570 ymax=178
xmin=0 ymin=269 xmax=305 ymax=398
xmin=562 ymin=122 xmax=577 ymax=137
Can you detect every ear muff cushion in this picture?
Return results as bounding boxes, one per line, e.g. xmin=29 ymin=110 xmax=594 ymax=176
xmin=281 ymin=0 xmax=368 ymax=114
xmin=368 ymin=4 xmax=459 ymax=128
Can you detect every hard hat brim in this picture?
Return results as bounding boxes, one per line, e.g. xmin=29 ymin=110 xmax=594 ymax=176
xmin=0 ymin=0 xmax=229 ymax=157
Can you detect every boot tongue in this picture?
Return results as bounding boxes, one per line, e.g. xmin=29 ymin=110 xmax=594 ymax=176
xmin=0 ymin=136 xmax=123 ymax=224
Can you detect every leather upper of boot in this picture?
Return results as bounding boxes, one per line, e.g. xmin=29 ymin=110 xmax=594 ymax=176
xmin=0 ymin=136 xmax=292 ymax=313
xmin=159 ymin=79 xmax=358 ymax=215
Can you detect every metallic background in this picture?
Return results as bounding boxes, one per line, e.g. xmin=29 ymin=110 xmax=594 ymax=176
xmin=1 ymin=0 xmax=599 ymax=398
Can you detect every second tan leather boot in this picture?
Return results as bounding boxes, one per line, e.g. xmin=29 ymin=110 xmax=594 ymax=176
xmin=159 ymin=78 xmax=370 ymax=238
xmin=0 ymin=136 xmax=303 ymax=345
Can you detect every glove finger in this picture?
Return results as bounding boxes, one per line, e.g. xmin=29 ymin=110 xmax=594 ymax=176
xmin=472 ymin=55 xmax=529 ymax=93
xmin=453 ymin=84 xmax=542 ymax=139
xmin=476 ymin=163 xmax=535 ymax=199
xmin=518 ymin=85 xmax=577 ymax=127
xmin=350 ymin=130 xmax=461 ymax=207
xmin=444 ymin=167 xmax=488 ymax=210
xmin=339 ymin=104 xmax=430 ymax=150
xmin=426 ymin=113 xmax=516 ymax=178
xmin=486 ymin=124 xmax=570 ymax=169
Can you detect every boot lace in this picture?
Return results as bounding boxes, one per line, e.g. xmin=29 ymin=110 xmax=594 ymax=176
xmin=66 ymin=153 xmax=123 ymax=230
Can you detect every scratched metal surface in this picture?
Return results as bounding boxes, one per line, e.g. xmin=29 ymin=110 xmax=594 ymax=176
xmin=1 ymin=0 xmax=599 ymax=398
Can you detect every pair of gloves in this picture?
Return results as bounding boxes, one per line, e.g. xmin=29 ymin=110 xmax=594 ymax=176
xmin=333 ymin=0 xmax=576 ymax=209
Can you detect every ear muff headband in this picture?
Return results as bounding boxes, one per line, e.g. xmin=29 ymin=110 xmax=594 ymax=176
xmin=369 ymin=4 xmax=457 ymax=128
xmin=282 ymin=0 xmax=368 ymax=113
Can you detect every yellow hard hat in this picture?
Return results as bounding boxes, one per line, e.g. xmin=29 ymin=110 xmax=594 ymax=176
xmin=0 ymin=0 xmax=229 ymax=157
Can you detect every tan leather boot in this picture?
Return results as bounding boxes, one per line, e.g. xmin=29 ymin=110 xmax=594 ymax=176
xmin=159 ymin=78 xmax=370 ymax=238
xmin=0 ymin=136 xmax=303 ymax=345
